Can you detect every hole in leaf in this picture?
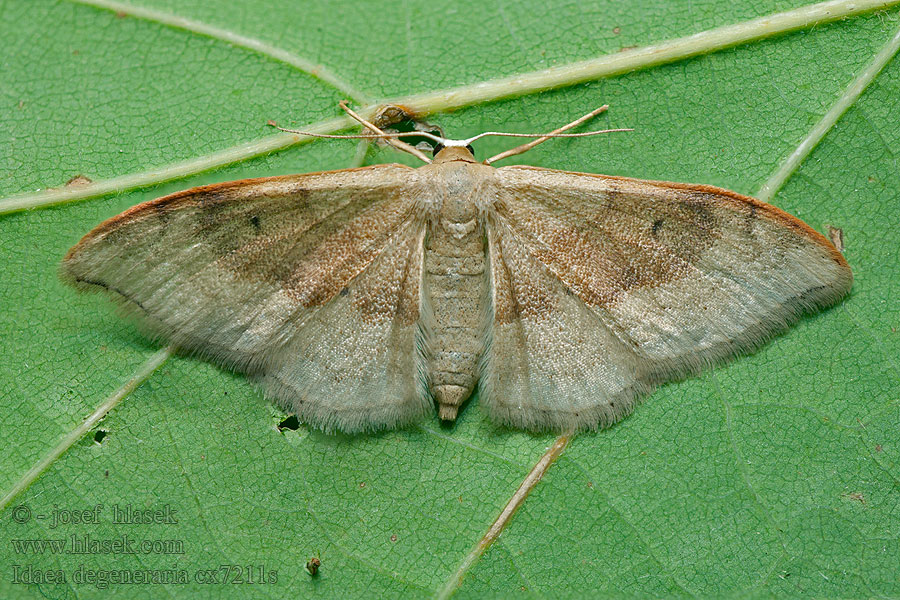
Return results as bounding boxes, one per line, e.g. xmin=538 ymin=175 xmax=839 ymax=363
xmin=277 ymin=415 xmax=300 ymax=432
xmin=93 ymin=429 xmax=109 ymax=444
xmin=389 ymin=119 xmax=444 ymax=153
xmin=373 ymin=107 xmax=444 ymax=154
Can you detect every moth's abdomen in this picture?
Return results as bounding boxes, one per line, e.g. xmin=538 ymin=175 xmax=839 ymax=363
xmin=424 ymin=219 xmax=488 ymax=421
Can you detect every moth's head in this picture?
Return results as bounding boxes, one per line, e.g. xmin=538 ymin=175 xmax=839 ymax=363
xmin=431 ymin=142 xmax=476 ymax=163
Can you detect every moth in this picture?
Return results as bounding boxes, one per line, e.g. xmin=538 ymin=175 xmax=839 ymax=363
xmin=61 ymin=106 xmax=852 ymax=433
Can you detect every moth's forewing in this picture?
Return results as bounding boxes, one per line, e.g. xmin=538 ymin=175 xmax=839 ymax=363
xmin=62 ymin=165 xmax=434 ymax=433
xmin=480 ymin=166 xmax=852 ymax=432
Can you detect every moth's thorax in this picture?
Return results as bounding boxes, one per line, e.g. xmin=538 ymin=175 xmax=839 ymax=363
xmin=422 ymin=157 xmax=491 ymax=421
xmin=418 ymin=152 xmax=495 ymax=223
xmin=437 ymin=163 xmax=480 ymax=234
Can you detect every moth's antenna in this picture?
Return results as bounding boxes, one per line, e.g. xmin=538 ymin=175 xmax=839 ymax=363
xmin=482 ymin=106 xmax=632 ymax=165
xmin=269 ymin=104 xmax=632 ymax=166
xmin=268 ymin=101 xmax=433 ymax=164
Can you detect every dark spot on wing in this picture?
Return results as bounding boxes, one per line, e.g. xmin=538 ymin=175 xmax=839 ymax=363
xmin=250 ymin=215 xmax=261 ymax=230
xmin=198 ymin=193 xmax=228 ymax=230
xmin=647 ymin=193 xmax=720 ymax=267
xmin=602 ymin=182 xmax=621 ymax=212
xmin=742 ymin=203 xmax=758 ymax=236
xmin=151 ymin=200 xmax=173 ymax=225
xmin=677 ymin=195 xmax=717 ymax=231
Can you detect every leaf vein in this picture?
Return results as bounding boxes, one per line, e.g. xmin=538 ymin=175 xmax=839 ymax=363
xmin=65 ymin=0 xmax=372 ymax=104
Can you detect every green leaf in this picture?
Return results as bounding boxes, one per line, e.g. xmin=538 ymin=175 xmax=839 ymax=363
xmin=2 ymin=0 xmax=898 ymax=598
